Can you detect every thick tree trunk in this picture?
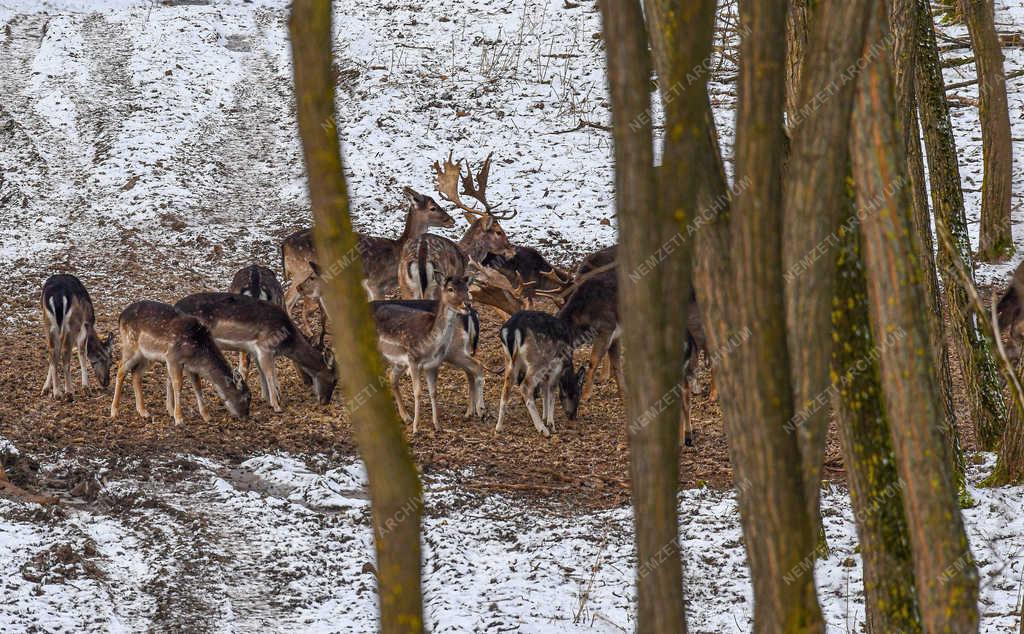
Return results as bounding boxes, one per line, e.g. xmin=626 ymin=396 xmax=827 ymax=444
xmin=832 ymin=179 xmax=923 ymax=633
xmin=600 ymin=0 xmax=702 ymax=630
xmin=962 ymin=0 xmax=1014 ymax=262
xmin=989 ymin=355 xmax=1024 ymax=484
xmin=785 ymin=0 xmax=812 ymax=120
xmin=850 ymin=8 xmax=980 ymax=632
xmin=918 ymin=0 xmax=1008 ymax=451
xmin=290 ymin=3 xmax=424 ymax=632
xmin=782 ymin=0 xmax=872 ymax=555
xmin=688 ymin=0 xmax=828 ymax=630
xmin=892 ymin=0 xmax=968 ymax=498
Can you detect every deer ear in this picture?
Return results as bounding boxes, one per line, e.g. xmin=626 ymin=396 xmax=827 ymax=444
xmin=403 ymin=186 xmax=423 ymax=205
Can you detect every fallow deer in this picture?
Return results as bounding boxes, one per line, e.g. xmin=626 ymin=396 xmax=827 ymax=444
xmin=174 ymin=293 xmax=336 ymax=412
xmin=229 ymin=264 xmax=284 ymax=306
xmin=109 ymin=301 xmax=250 ymax=425
xmin=371 ymin=298 xmax=485 ymax=420
xmin=40 ymin=274 xmax=114 ymax=399
xmin=398 ymin=152 xmax=517 ymax=300
xmin=495 ymin=310 xmax=589 ymax=438
xmin=997 ymin=260 xmax=1024 ymax=360
xmin=482 ymin=246 xmax=572 ymax=309
xmin=372 ymin=276 xmax=473 ymax=433
xmin=281 ymin=188 xmax=456 ymax=335
xmin=229 ymin=264 xmax=285 ymax=374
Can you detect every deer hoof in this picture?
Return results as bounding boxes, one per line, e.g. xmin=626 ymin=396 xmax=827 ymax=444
xmin=684 ymin=433 xmax=694 ymax=447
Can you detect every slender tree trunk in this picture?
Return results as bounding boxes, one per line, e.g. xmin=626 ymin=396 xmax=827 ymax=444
xmin=892 ymin=0 xmax=969 ymax=499
xmin=832 ymin=177 xmax=923 ymax=633
xmin=689 ymin=0 xmax=827 ymax=629
xmin=918 ymin=0 xmax=1008 ymax=451
xmin=599 ymin=0 xmax=699 ymax=629
xmin=962 ymin=0 xmax=1014 ymax=262
xmin=290 ymin=3 xmax=424 ymax=632
xmin=782 ymin=0 xmax=872 ymax=556
xmin=989 ymin=355 xmax=1024 ymax=484
xmin=851 ymin=8 xmax=980 ymax=631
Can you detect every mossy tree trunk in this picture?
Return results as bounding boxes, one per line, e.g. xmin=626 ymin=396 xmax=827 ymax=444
xmin=782 ymin=0 xmax=872 ymax=555
xmin=917 ymin=0 xmax=1008 ymax=452
xmin=689 ymin=0 xmax=825 ymax=629
xmin=850 ymin=7 xmax=980 ymax=631
xmin=832 ymin=177 xmax=923 ymax=633
xmin=290 ymin=3 xmax=424 ymax=632
xmin=961 ymin=0 xmax=1014 ymax=262
xmin=892 ymin=0 xmax=968 ymax=498
xmin=599 ymin=0 xmax=704 ymax=629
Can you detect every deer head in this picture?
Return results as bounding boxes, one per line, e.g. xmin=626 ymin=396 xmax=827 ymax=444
xmin=403 ymin=186 xmax=456 ymax=229
xmin=87 ymin=331 xmax=115 ymax=388
xmin=433 ymin=151 xmax=517 ymax=261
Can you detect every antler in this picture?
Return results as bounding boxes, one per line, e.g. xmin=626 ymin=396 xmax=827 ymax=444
xmin=433 ymin=151 xmax=486 ymax=220
xmin=533 ymin=261 xmax=617 ymax=306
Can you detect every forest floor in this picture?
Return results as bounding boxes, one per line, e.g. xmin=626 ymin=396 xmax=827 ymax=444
xmin=1 ymin=0 xmax=1023 ymax=631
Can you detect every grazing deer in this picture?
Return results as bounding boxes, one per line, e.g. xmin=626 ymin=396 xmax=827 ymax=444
xmin=495 ymin=311 xmax=589 ymax=438
xmin=371 ymin=298 xmax=485 ymax=420
xmin=398 ymin=152 xmax=517 ymax=300
xmin=109 ymin=301 xmax=250 ymax=425
xmin=679 ymin=293 xmax=709 ymax=447
xmin=281 ymin=188 xmax=456 ymax=334
xmin=175 ymin=293 xmax=336 ymax=412
xmin=230 ymin=264 xmax=284 ymax=306
xmin=40 ymin=275 xmax=115 ymax=399
xmin=372 ymin=276 xmax=473 ymax=433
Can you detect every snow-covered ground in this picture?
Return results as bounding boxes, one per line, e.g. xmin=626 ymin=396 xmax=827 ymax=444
xmin=2 ymin=0 xmax=1024 ymax=631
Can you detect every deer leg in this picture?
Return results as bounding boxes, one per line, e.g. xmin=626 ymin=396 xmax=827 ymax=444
xmin=408 ymin=365 xmax=423 ymax=433
xmin=494 ymin=363 xmax=514 ymax=434
xmin=256 ymin=349 xmax=282 ymax=412
xmin=597 ymin=353 xmax=612 ymax=384
xmin=608 ymin=337 xmax=626 ymax=402
xmin=59 ymin=328 xmax=74 ymax=397
xmin=76 ymin=330 xmax=91 ymax=392
xmin=680 ymin=380 xmax=694 ymax=447
xmin=237 ymin=351 xmax=249 ymax=377
xmin=167 ymin=362 xmax=185 ymax=425
xmin=542 ymin=380 xmax=555 ymax=430
xmin=110 ymin=354 xmax=135 ymax=419
xmin=42 ymin=332 xmax=58 ymax=398
xmin=389 ymin=365 xmax=411 ymax=423
xmin=425 ymin=367 xmax=441 ymax=432
xmin=165 ymin=374 xmax=175 ymax=419
xmin=581 ymin=332 xmax=612 ymax=402
xmin=131 ymin=359 xmax=151 ymax=419
xmin=189 ymin=372 xmax=210 ymax=422
xmin=519 ymin=377 xmax=550 ymax=438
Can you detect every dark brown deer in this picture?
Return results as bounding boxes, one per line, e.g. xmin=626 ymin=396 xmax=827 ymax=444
xmin=494 ymin=310 xmax=589 ymax=437
xmin=372 ymin=276 xmax=473 ymax=433
xmin=175 ymin=293 xmax=336 ymax=412
xmin=109 ymin=301 xmax=250 ymax=424
xmin=482 ymin=246 xmax=572 ymax=309
xmin=40 ymin=274 xmax=114 ymax=399
xmin=281 ymin=187 xmax=455 ymax=333
xmin=554 ymin=266 xmax=623 ymax=403
xmin=997 ymin=260 xmax=1024 ymax=360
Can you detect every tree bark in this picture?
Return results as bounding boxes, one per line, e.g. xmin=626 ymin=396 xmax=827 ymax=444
xmin=782 ymin=0 xmax=872 ymax=555
xmin=600 ymin=0 xmax=704 ymax=629
xmin=851 ymin=8 xmax=980 ymax=632
xmin=962 ymin=0 xmax=1014 ymax=262
xmin=290 ymin=3 xmax=425 ymax=632
xmin=989 ymin=354 xmax=1024 ymax=484
xmin=688 ymin=0 xmax=826 ymax=630
xmin=918 ymin=0 xmax=1008 ymax=451
xmin=785 ymin=0 xmax=813 ymax=121
xmin=832 ymin=177 xmax=923 ymax=633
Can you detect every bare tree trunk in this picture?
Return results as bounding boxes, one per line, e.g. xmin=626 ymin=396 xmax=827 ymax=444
xmin=961 ymin=0 xmax=1014 ymax=262
xmin=893 ymin=0 xmax=968 ymax=499
xmin=687 ymin=0 xmax=826 ymax=629
xmin=599 ymin=0 xmax=699 ymax=629
xmin=851 ymin=7 xmax=980 ymax=631
xmin=989 ymin=355 xmax=1024 ymax=484
xmin=918 ymin=0 xmax=1008 ymax=452
xmin=782 ymin=0 xmax=872 ymax=556
xmin=832 ymin=176 xmax=923 ymax=633
xmin=290 ymin=3 xmax=424 ymax=632
xmin=785 ymin=0 xmax=812 ymax=120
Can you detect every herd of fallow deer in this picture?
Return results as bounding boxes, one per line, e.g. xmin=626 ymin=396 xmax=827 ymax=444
xmin=40 ymin=152 xmax=720 ymax=445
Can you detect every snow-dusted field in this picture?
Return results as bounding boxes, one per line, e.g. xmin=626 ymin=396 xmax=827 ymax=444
xmin=2 ymin=0 xmax=1024 ymax=631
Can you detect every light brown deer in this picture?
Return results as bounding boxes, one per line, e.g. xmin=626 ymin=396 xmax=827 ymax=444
xmin=372 ymin=276 xmax=473 ymax=433
xmin=40 ymin=274 xmax=114 ymax=399
xmin=229 ymin=264 xmax=285 ymax=374
xmin=109 ymin=301 xmax=250 ymax=425
xmin=398 ymin=152 xmax=517 ymax=300
xmin=175 ymin=293 xmax=336 ymax=412
xmin=280 ymin=187 xmax=456 ymax=336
